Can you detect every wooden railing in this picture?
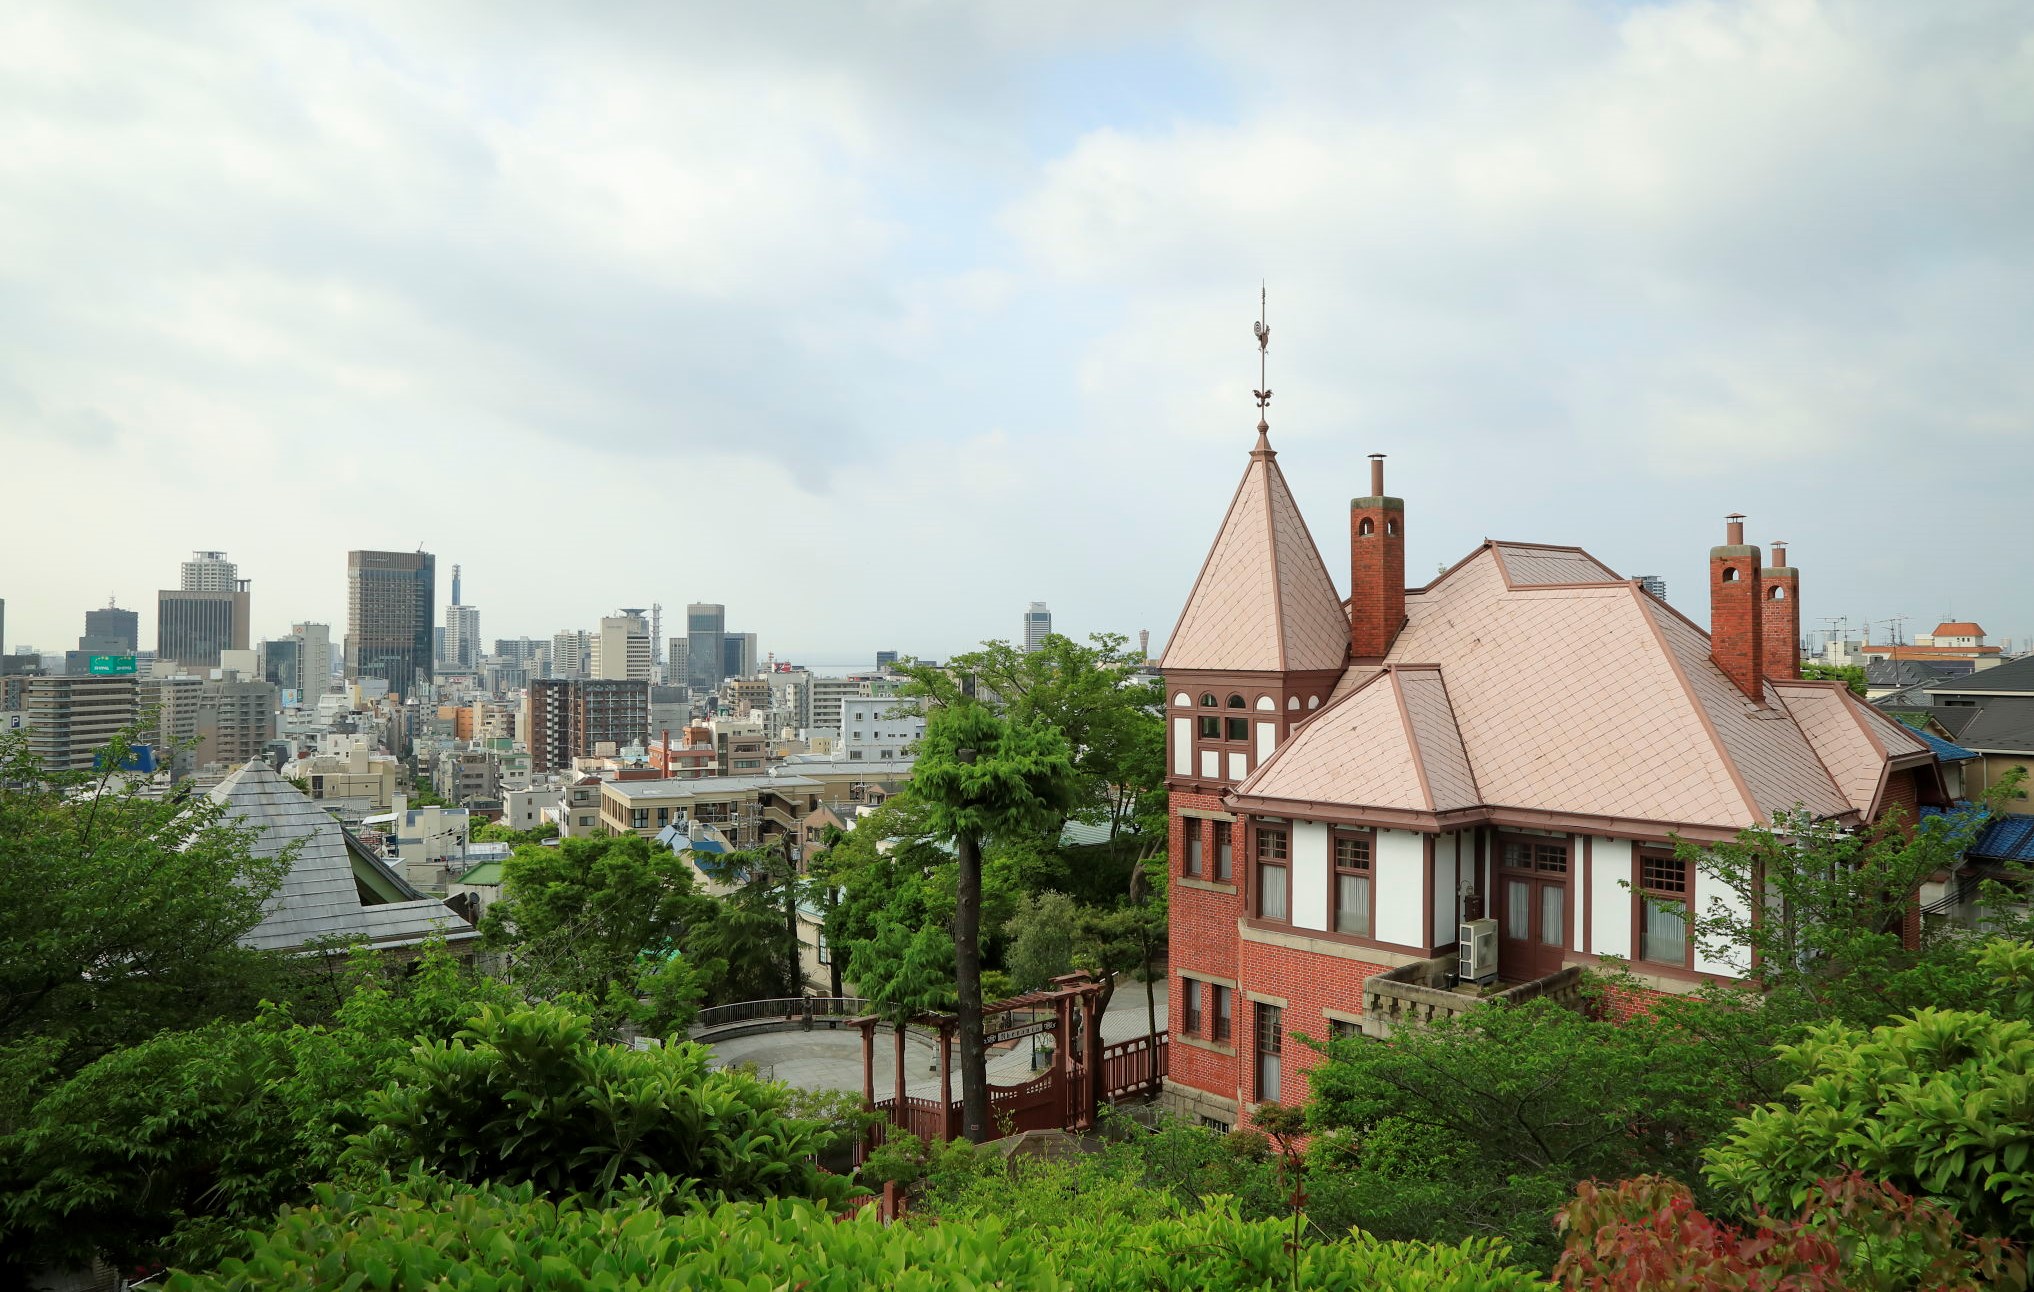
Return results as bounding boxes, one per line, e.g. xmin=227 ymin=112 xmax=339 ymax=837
xmin=1360 ymin=958 xmax=1586 ymax=1039
xmin=692 ymin=996 xmax=868 ymax=1033
xmin=1100 ymin=1031 xmax=1168 ymax=1100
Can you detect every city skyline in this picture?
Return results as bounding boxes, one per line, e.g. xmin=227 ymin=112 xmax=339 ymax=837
xmin=1 ymin=4 xmax=2029 ymax=656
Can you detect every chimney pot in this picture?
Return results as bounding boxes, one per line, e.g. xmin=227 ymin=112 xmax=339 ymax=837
xmin=1350 ymin=454 xmax=1406 ymax=661
xmin=1368 ymin=453 xmax=1386 ymax=497
xmin=1726 ymin=513 xmax=1746 ymax=545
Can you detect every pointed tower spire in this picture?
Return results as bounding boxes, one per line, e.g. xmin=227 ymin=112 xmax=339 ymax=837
xmin=1251 ymin=283 xmax=1274 ymax=457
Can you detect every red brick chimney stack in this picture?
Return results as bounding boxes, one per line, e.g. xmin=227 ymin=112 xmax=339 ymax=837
xmin=1709 ymin=513 xmax=1765 ymax=702
xmin=1350 ymin=453 xmax=1406 ymax=662
xmin=1761 ymin=540 xmax=1800 ymax=682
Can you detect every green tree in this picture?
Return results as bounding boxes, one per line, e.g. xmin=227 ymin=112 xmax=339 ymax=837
xmin=1307 ymin=994 xmax=1746 ymax=1266
xmin=472 ymin=820 xmax=557 ymax=846
xmin=1005 ymin=891 xmax=1080 ymax=991
xmin=1801 ymin=661 xmax=1868 ymax=696
xmin=912 ymin=700 xmax=1079 ymax=1142
xmin=1077 ymin=852 xmax=1169 ymax=1040
xmin=908 ymin=632 xmax=1165 ymax=840
xmin=1704 ymin=1005 xmax=2034 ymax=1239
xmin=0 ymin=729 xmax=297 ymax=1096
xmin=0 ymin=944 xmax=513 ymax=1274
xmin=345 ymin=1002 xmax=852 ymax=1206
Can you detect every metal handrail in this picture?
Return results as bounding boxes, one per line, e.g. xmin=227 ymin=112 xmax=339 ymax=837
xmin=693 ymin=996 xmax=869 ymax=1030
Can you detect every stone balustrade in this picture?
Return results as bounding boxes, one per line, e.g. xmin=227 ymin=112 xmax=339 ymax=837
xmin=1359 ymin=957 xmax=1586 ymax=1039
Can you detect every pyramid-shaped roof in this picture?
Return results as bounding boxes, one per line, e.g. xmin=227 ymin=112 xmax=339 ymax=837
xmin=210 ymin=760 xmax=479 ymax=953
xmin=1160 ymin=433 xmax=1349 ymax=673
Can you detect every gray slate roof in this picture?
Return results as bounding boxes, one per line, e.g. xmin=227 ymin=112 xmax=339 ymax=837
xmin=1924 ymin=655 xmax=2034 ymax=697
xmin=210 ymin=760 xmax=479 ymax=953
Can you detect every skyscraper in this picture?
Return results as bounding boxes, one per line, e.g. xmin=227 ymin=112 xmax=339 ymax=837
xmin=25 ymin=674 xmax=138 ymax=771
xmin=345 ymin=551 xmax=435 ymax=699
xmin=1023 ymin=601 xmax=1052 ymax=652
xmin=180 ymin=551 xmax=239 ymax=592
xmin=721 ymin=631 xmax=757 ymax=682
xmin=550 ymin=629 xmax=590 ymax=679
xmin=158 ymin=588 xmax=250 ymax=670
xmin=292 ymin=623 xmax=334 ymax=697
xmin=444 ymin=605 xmax=481 ymax=670
xmin=68 ymin=601 xmax=141 ymax=675
xmin=686 ymin=603 xmax=725 ymax=692
xmin=592 ymin=611 xmax=652 ymax=681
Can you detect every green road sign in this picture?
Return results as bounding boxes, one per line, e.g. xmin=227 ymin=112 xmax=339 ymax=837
xmin=88 ymin=655 xmax=137 ymax=675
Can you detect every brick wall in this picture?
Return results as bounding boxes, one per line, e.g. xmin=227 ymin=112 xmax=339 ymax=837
xmin=1759 ymin=566 xmax=1799 ymax=681
xmin=1234 ymin=937 xmax=1389 ymax=1128
xmin=1348 ymin=500 xmax=1405 ymax=660
xmin=1709 ymin=544 xmax=1764 ymax=701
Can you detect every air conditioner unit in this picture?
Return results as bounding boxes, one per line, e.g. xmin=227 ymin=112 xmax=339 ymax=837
xmin=1458 ymin=918 xmax=1499 ymax=984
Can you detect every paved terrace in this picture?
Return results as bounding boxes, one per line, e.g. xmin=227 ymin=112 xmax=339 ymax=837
xmin=705 ymin=981 xmax=1169 ymax=1095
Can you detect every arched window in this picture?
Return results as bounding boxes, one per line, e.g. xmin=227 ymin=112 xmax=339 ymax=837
xmin=1255 ymin=696 xmax=1276 ymax=711
xmin=1768 ymin=586 xmax=1787 ymax=601
xmin=1308 ymin=696 xmax=1321 ymax=709
xmin=1227 ymin=695 xmax=1246 ymax=708
xmin=1358 ymin=518 xmax=1375 ymax=537
xmin=1387 ymin=519 xmax=1400 ymax=536
xmin=1722 ymin=568 xmax=1739 ymax=583
xmin=1286 ymin=696 xmax=1300 ymax=710
xmin=1200 ymin=693 xmax=1218 ymax=706
xmin=1173 ymin=692 xmax=1191 ymax=708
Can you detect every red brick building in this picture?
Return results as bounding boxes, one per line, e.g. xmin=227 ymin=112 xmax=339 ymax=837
xmin=1158 ymin=428 xmax=1949 ymax=1131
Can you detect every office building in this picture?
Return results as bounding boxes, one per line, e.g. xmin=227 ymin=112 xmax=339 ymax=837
xmin=260 ymin=636 xmax=302 ymax=695
xmin=345 ymin=551 xmax=435 ymax=699
xmin=1635 ymin=575 xmax=1667 ymax=601
xmin=1024 ymin=601 xmax=1052 ymax=652
xmin=65 ymin=601 xmax=141 ymax=675
xmin=292 ymin=623 xmax=334 ymax=697
xmin=668 ymin=638 xmax=689 ymax=687
xmin=721 ymin=631 xmax=757 ymax=682
xmin=155 ymin=676 xmax=278 ymax=775
xmin=158 ymin=587 xmax=251 ymax=671
xmin=550 ymin=629 xmax=590 ymax=680
xmin=592 ymin=611 xmax=653 ymax=681
xmin=25 ymin=674 xmax=139 ymax=771
xmin=875 ymin=650 xmax=899 ymax=670
xmin=686 ymin=603 xmax=725 ymax=692
xmin=180 ymin=550 xmax=240 ymax=592
xmin=840 ymin=694 xmax=924 ymax=762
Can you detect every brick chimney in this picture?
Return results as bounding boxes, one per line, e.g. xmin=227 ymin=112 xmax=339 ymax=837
xmin=1350 ymin=453 xmax=1406 ymax=662
xmin=1760 ymin=541 xmax=1800 ymax=682
xmin=1709 ymin=513 xmax=1764 ymax=702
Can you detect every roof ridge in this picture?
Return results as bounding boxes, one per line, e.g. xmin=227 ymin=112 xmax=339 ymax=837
xmin=1385 ymin=668 xmax=1436 ymax=812
xmin=1628 ymin=582 xmax=1767 ymax=825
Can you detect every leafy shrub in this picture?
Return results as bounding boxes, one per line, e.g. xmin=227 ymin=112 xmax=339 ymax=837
xmin=1555 ymin=1174 xmax=2027 ymax=1291
xmin=168 ymin=1179 xmax=1546 ymax=1291
xmin=345 ymin=1002 xmax=855 ymax=1206
xmin=1704 ymin=1008 xmax=2034 ymax=1238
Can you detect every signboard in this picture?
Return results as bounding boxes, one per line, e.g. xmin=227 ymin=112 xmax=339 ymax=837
xmin=984 ymin=1018 xmax=1056 ymax=1046
xmin=88 ymin=655 xmax=137 ymax=675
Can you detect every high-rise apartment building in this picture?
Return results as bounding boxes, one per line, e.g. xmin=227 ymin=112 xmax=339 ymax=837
xmin=524 ymin=678 xmax=650 ymax=773
xmin=550 ymin=629 xmax=590 ymax=680
xmin=686 ymin=603 xmax=726 ymax=693
xmin=154 ymin=675 xmax=278 ymax=774
xmin=180 ymin=551 xmax=240 ymax=592
xmin=721 ymin=631 xmax=757 ymax=682
xmin=592 ymin=611 xmax=652 ymax=681
xmin=292 ymin=623 xmax=334 ymax=697
xmin=668 ymin=638 xmax=689 ymax=687
xmin=1635 ymin=574 xmax=1667 ymax=601
xmin=345 ymin=551 xmax=435 ymax=699
xmin=158 ymin=587 xmax=251 ymax=670
xmin=1024 ymin=601 xmax=1052 ymax=652
xmin=444 ymin=604 xmax=481 ymax=670
xmin=25 ymin=675 xmax=138 ymax=771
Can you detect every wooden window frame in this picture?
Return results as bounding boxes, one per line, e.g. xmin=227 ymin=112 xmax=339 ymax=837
xmin=1331 ymin=827 xmax=1375 ymax=937
xmin=1253 ymin=1003 xmax=1284 ymax=1103
xmin=1184 ymin=821 xmax=1205 ymax=878
xmin=1496 ymin=833 xmax=1570 ymax=876
xmin=1253 ymin=823 xmax=1290 ymax=922
xmin=1182 ymin=977 xmax=1203 ymax=1036
xmin=1212 ymin=984 xmax=1232 ymax=1042
xmin=1215 ymin=828 xmax=1234 ymax=882
xmin=1635 ymin=848 xmax=1695 ymax=970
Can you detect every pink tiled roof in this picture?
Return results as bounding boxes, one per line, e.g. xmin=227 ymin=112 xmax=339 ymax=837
xmin=1775 ymin=681 xmax=1930 ymax=817
xmin=1236 ymin=545 xmax=1884 ymax=831
xmin=1160 ymin=438 xmax=1349 ymax=674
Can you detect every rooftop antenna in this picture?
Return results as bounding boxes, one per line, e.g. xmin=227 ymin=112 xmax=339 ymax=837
xmin=1250 ymin=284 xmax=1274 ymax=456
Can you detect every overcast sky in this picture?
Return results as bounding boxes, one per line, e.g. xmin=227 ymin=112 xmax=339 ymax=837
xmin=3 ymin=1 xmax=2029 ymax=664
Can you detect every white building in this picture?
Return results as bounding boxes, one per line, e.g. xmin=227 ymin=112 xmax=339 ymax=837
xmin=592 ymin=612 xmax=652 ymax=682
xmin=840 ymin=694 xmax=923 ymax=763
xmin=1024 ymin=601 xmax=1052 ymax=652
xmin=444 ymin=605 xmax=481 ymax=670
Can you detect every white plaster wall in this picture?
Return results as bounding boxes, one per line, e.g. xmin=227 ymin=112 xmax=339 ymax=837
xmin=1431 ymin=832 xmax=1459 ymax=947
xmin=1172 ymin=717 xmax=1191 ymax=777
xmin=1291 ymin=821 xmax=1329 ymax=932
xmin=1227 ymin=751 xmax=1248 ymax=781
xmin=1199 ymin=748 xmax=1218 ymax=780
xmin=1375 ymin=829 xmax=1426 ymax=948
xmin=1255 ymin=721 xmax=1276 ymax=762
xmin=1592 ymin=838 xmax=1632 ymax=959
xmin=1696 ymin=863 xmax=1753 ymax=978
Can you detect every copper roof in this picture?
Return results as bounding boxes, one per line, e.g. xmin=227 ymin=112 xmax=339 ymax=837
xmin=1160 ymin=437 xmax=1349 ymax=674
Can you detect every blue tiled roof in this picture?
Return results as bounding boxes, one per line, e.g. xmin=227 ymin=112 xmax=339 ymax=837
xmin=1972 ymin=814 xmax=2034 ymax=863
xmin=1912 ymin=729 xmax=1978 ymax=763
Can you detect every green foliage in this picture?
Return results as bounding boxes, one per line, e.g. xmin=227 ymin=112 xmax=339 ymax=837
xmin=472 ymin=820 xmax=558 ymax=845
xmin=0 ymin=944 xmax=512 ymax=1273
xmin=346 ymin=1002 xmax=854 ymax=1207
xmin=905 ymin=631 xmax=1166 ymax=839
xmin=848 ymin=919 xmax=955 ymax=1024
xmin=912 ymin=698 xmax=1082 ymax=849
xmin=1801 ymin=661 xmax=1868 ymax=696
xmin=0 ymin=729 xmax=298 ymax=1094
xmin=1704 ymin=1007 xmax=2034 ymax=1239
xmin=1005 ymin=891 xmax=1080 ymax=990
xmin=1306 ymin=994 xmax=1745 ymax=1266
xmin=168 ymin=1185 xmax=1055 ymax=1291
